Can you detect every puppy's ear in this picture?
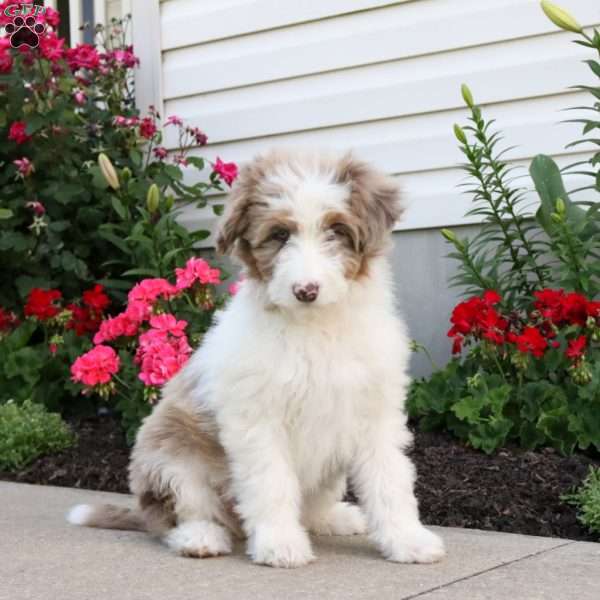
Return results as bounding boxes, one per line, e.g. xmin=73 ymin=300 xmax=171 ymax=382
xmin=216 ymin=162 xmax=260 ymax=256
xmin=336 ymin=153 xmax=403 ymax=256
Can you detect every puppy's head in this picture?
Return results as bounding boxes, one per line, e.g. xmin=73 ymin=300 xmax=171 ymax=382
xmin=216 ymin=149 xmax=402 ymax=310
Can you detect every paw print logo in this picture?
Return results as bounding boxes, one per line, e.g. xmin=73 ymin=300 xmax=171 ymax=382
xmin=5 ymin=15 xmax=46 ymax=49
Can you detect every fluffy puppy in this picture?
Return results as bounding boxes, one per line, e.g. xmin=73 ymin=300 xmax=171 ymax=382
xmin=67 ymin=149 xmax=445 ymax=568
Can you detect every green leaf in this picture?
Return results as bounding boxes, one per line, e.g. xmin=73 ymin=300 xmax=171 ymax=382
xmin=129 ymin=148 xmax=143 ymax=168
xmin=0 ymin=208 xmax=13 ymax=220
xmin=122 ymin=268 xmax=159 ymax=277
xmin=111 ymin=196 xmax=127 ymax=220
xmin=98 ymin=228 xmax=131 ymax=254
xmin=212 ymin=204 xmax=224 ymax=216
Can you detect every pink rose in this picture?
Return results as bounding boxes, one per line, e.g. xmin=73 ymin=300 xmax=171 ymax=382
xmin=73 ymin=90 xmax=87 ymax=105
xmin=71 ymin=345 xmax=121 ymax=386
xmin=14 ymin=157 xmax=34 ymax=177
xmin=39 ymin=33 xmax=65 ymax=62
xmin=153 ymin=147 xmax=168 ymax=160
xmin=166 ymin=115 xmax=183 ymax=127
xmin=8 ymin=121 xmax=31 ymax=145
xmin=213 ymin=157 xmax=238 ymax=186
xmin=66 ymin=44 xmax=100 ymax=71
xmin=139 ymin=117 xmax=157 ymax=140
xmin=0 ymin=38 xmax=13 ymax=74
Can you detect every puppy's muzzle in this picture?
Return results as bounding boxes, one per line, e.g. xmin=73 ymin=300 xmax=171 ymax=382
xmin=292 ymin=282 xmax=320 ymax=303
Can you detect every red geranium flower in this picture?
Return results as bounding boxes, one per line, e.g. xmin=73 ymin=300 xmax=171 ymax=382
xmin=588 ymin=301 xmax=600 ymax=319
xmin=66 ymin=304 xmax=102 ymax=337
xmin=448 ymin=290 xmax=506 ymax=348
xmin=566 ymin=335 xmax=587 ymax=361
xmin=82 ymin=284 xmax=110 ymax=313
xmin=451 ymin=335 xmax=464 ymax=355
xmin=511 ymin=326 xmax=548 ymax=358
xmin=533 ymin=288 xmax=565 ymax=323
xmin=24 ymin=288 xmax=62 ymax=321
xmin=561 ymin=292 xmax=589 ymax=326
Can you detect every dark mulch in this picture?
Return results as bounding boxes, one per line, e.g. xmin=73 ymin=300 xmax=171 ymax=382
xmin=1 ymin=415 xmax=598 ymax=542
xmin=1 ymin=415 xmax=131 ymax=494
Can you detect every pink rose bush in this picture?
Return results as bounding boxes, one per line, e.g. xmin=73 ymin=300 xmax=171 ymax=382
xmin=71 ymin=258 xmax=243 ymax=436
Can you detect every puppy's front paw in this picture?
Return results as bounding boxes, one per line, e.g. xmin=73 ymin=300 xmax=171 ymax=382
xmin=383 ymin=526 xmax=446 ymax=564
xmin=249 ymin=524 xmax=315 ymax=568
xmin=308 ymin=502 xmax=367 ymax=536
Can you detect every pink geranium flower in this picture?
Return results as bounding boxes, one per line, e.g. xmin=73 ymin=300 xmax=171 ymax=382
xmin=71 ymin=345 xmax=120 ymax=386
xmin=138 ymin=342 xmax=190 ymax=386
xmin=166 ymin=115 xmax=183 ymax=127
xmin=93 ymin=312 xmax=140 ymax=344
xmin=175 ymin=257 xmax=221 ymax=290
xmin=149 ymin=313 xmax=188 ymax=337
xmin=128 ymin=278 xmax=178 ymax=304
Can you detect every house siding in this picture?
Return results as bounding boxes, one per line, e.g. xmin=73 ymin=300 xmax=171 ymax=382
xmin=138 ymin=0 xmax=599 ymax=375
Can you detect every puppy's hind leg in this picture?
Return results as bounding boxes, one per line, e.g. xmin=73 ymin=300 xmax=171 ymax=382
xmin=303 ymin=474 xmax=367 ymax=536
xmin=162 ymin=470 xmax=235 ymax=559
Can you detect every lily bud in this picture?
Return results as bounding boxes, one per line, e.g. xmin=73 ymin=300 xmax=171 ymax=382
xmin=555 ymin=197 xmax=566 ymax=215
xmin=442 ymin=228 xmax=458 ymax=244
xmin=122 ymin=167 xmax=132 ymax=183
xmin=98 ymin=153 xmax=120 ymax=190
xmin=461 ymin=84 xmax=474 ymax=108
xmin=453 ymin=124 xmax=467 ymax=144
xmin=165 ymin=195 xmax=175 ymax=211
xmin=541 ymin=0 xmax=583 ymax=33
xmin=551 ymin=212 xmax=563 ymax=224
xmin=146 ymin=184 xmax=160 ymax=214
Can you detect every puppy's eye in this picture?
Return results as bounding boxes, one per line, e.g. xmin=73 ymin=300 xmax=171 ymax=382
xmin=328 ymin=223 xmax=349 ymax=239
xmin=269 ymin=228 xmax=290 ymax=244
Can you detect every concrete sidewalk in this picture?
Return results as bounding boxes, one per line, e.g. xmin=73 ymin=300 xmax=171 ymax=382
xmin=1 ymin=482 xmax=598 ymax=600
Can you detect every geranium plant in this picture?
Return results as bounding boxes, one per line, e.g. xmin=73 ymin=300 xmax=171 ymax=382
xmin=71 ymin=257 xmax=237 ymax=441
xmin=0 ymin=283 xmax=110 ymax=412
xmin=409 ymin=2 xmax=600 ymax=455
xmin=409 ymin=289 xmax=600 ymax=454
xmin=0 ymin=6 xmax=237 ymax=308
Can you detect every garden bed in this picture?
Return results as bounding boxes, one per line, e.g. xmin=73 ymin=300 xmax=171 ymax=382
xmin=1 ymin=415 xmax=598 ymax=542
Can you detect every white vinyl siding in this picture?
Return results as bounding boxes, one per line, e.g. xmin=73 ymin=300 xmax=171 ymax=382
xmin=139 ymin=0 xmax=600 ymax=234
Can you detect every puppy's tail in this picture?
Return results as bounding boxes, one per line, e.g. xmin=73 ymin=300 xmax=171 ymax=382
xmin=67 ymin=503 xmax=145 ymax=532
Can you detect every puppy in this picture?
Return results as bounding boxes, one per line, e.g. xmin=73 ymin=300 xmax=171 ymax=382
xmin=67 ymin=149 xmax=445 ymax=568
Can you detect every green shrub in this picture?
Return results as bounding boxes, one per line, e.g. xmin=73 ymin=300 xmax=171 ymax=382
xmin=0 ymin=400 xmax=74 ymax=471
xmin=562 ymin=466 xmax=600 ymax=535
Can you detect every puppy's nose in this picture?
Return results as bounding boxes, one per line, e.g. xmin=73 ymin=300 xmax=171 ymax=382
xmin=293 ymin=282 xmax=320 ymax=303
